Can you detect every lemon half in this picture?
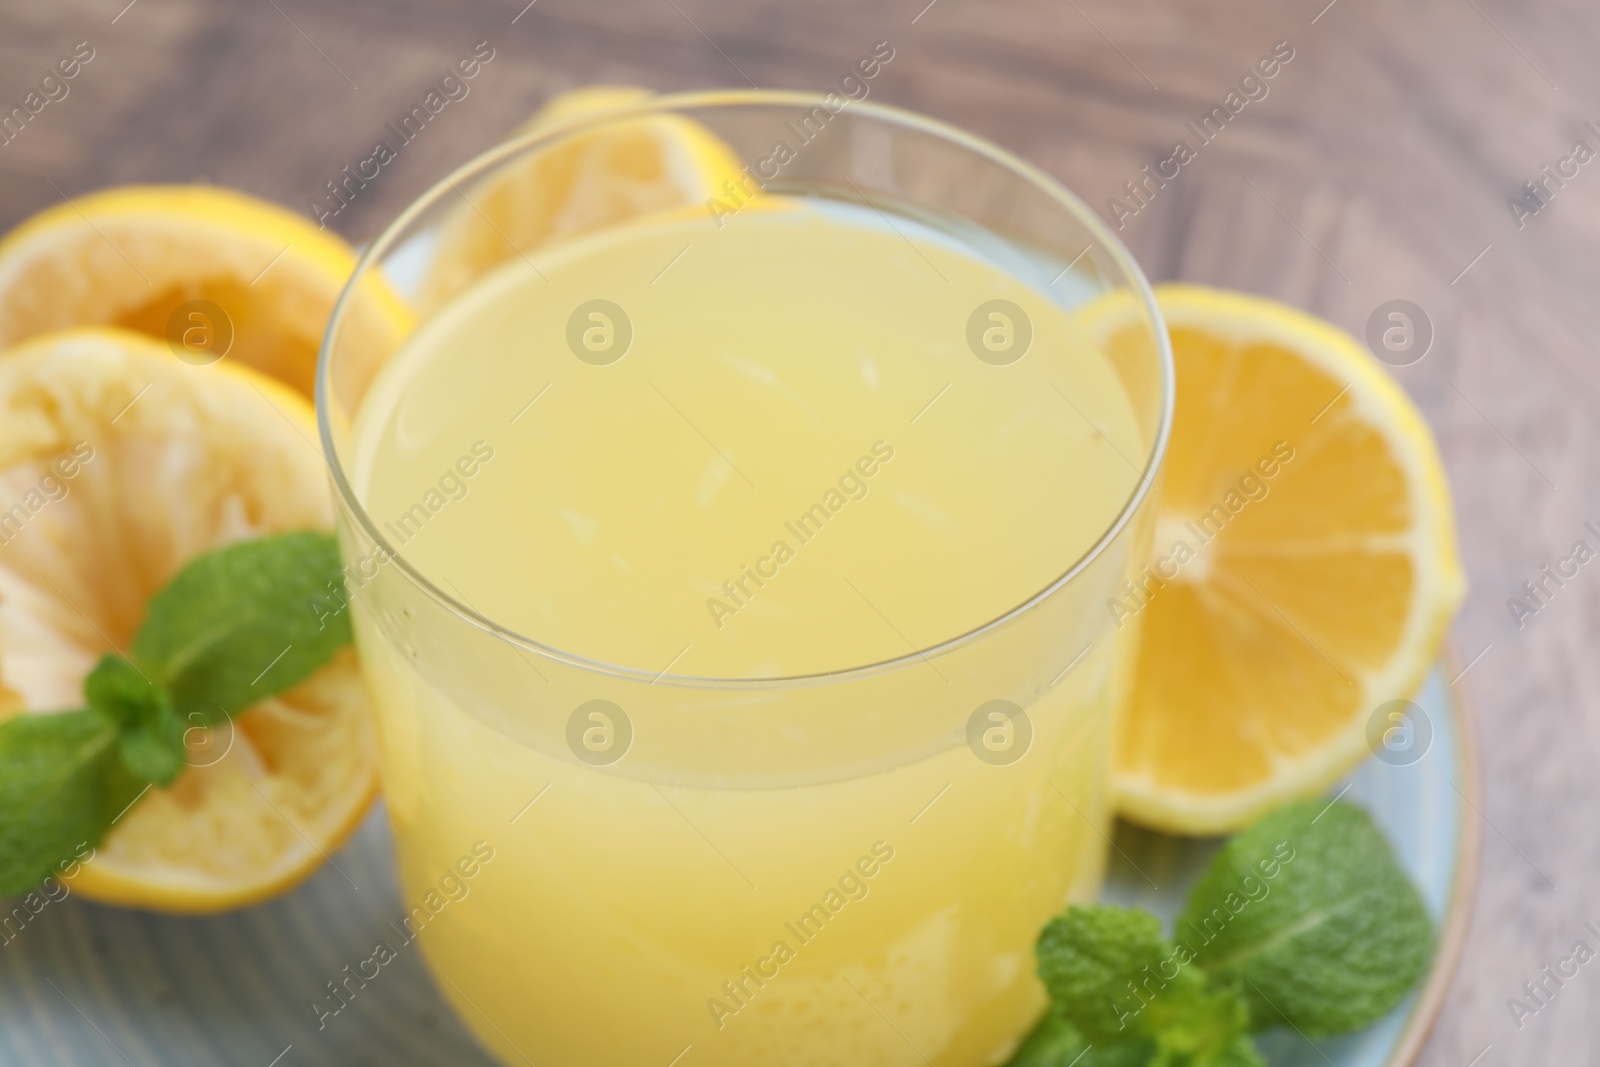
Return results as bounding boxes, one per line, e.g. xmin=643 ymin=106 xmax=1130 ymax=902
xmin=422 ymin=86 xmax=747 ymax=308
xmin=0 ymin=328 xmax=376 ymax=911
xmin=0 ymin=185 xmax=409 ymax=400
xmin=1103 ymin=285 xmax=1465 ymax=834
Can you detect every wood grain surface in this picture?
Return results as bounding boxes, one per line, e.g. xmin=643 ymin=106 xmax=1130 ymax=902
xmin=1 ymin=0 xmax=1592 ymax=1064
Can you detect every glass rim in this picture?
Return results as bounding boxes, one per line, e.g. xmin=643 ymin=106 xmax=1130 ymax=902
xmin=316 ymin=88 xmax=1175 ymax=690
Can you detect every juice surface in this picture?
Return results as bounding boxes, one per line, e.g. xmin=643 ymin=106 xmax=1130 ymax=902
xmin=348 ymin=199 xmax=1145 ymax=1066
xmin=353 ymin=200 xmax=1142 ymax=678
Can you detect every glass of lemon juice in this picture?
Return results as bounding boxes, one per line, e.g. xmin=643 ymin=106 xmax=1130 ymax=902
xmin=319 ymin=91 xmax=1171 ymax=1067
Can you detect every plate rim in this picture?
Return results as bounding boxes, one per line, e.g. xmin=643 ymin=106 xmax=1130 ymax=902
xmin=1385 ymin=647 xmax=1483 ymax=1067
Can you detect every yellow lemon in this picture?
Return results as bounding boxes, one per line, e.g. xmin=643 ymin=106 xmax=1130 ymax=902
xmin=422 ymin=85 xmax=746 ymax=308
xmin=1098 ymin=285 xmax=1465 ymax=834
xmin=0 ymin=185 xmax=409 ymax=400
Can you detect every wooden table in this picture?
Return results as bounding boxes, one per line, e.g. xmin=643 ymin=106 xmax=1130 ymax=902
xmin=1 ymin=0 xmax=1589 ymax=1063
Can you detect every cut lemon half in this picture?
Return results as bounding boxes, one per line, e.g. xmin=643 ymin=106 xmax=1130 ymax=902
xmin=0 ymin=328 xmax=376 ymax=911
xmin=1100 ymin=285 xmax=1464 ymax=834
xmin=0 ymin=185 xmax=410 ymax=400
xmin=422 ymin=85 xmax=747 ymax=308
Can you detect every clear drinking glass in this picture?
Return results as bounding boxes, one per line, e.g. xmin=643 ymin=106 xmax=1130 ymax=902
xmin=319 ymin=90 xmax=1171 ymax=1067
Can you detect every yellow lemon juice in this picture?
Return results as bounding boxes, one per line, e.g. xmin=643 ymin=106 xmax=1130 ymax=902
xmin=346 ymin=199 xmax=1147 ymax=1066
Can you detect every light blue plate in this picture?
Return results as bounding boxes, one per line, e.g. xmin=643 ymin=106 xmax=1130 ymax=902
xmin=0 ymin=668 xmax=1477 ymax=1066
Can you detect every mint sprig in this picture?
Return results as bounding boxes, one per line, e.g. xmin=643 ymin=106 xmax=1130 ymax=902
xmin=1013 ymin=798 xmax=1432 ymax=1066
xmin=86 ymin=655 xmax=186 ymax=787
xmin=1036 ymin=906 xmax=1261 ymax=1065
xmin=0 ymin=531 xmax=352 ymax=897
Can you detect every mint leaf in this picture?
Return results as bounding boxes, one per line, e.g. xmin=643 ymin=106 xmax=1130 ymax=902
xmin=1036 ymin=905 xmax=1255 ymax=1065
xmin=1037 ymin=905 xmax=1176 ymax=1042
xmin=1005 ymin=1009 xmax=1153 ymax=1066
xmin=1162 ymin=998 xmax=1264 ymax=1067
xmin=1210 ymin=1035 xmax=1267 ymax=1067
xmin=1004 ymin=1009 xmax=1084 ymax=1066
xmin=132 ymin=530 xmax=351 ymax=720
xmin=0 ymin=709 xmax=140 ymax=895
xmin=85 ymin=655 xmax=185 ymax=786
xmin=1180 ymin=798 xmax=1433 ymax=1036
xmin=1003 ymin=1008 xmax=1262 ymax=1067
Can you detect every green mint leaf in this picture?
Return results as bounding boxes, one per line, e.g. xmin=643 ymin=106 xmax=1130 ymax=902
xmin=132 ymin=530 xmax=351 ymax=720
xmin=1210 ymin=1034 xmax=1268 ymax=1067
xmin=117 ymin=721 xmax=185 ymax=787
xmin=1180 ymin=798 xmax=1433 ymax=1036
xmin=0 ymin=709 xmax=140 ymax=895
xmin=84 ymin=655 xmax=186 ymax=786
xmin=1030 ymin=908 xmax=1267 ymax=1067
xmin=1153 ymin=985 xmax=1257 ymax=1065
xmin=1003 ymin=1008 xmax=1154 ymax=1066
xmin=1035 ymin=904 xmax=1255 ymax=1066
xmin=1004 ymin=1009 xmax=1088 ymax=1066
xmin=1037 ymin=905 xmax=1176 ymax=1042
